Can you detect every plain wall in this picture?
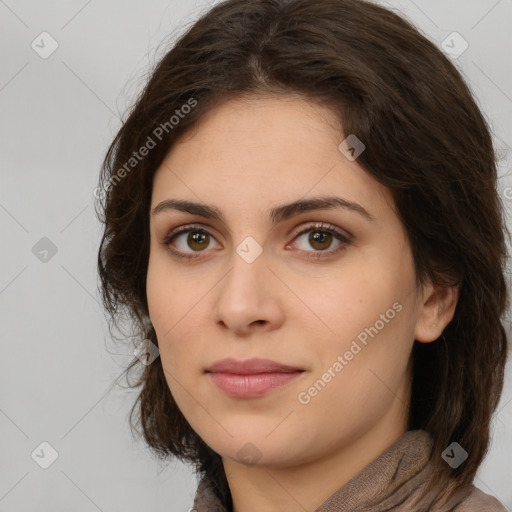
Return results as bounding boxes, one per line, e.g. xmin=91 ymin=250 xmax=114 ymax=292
xmin=1 ymin=0 xmax=511 ymax=510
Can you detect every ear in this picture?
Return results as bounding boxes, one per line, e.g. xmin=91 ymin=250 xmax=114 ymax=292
xmin=414 ymin=280 xmax=460 ymax=343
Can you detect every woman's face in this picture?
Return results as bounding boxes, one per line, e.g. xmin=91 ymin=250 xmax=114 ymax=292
xmin=146 ymin=94 xmax=445 ymax=469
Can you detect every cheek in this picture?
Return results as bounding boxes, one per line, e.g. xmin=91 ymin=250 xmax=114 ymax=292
xmin=146 ymin=257 xmax=206 ymax=373
xmin=303 ymin=257 xmax=415 ymax=372
xmin=146 ymin=250 xmax=187 ymax=329
xmin=146 ymin=261 xmax=183 ymax=375
xmin=302 ymin=268 xmax=385 ymax=341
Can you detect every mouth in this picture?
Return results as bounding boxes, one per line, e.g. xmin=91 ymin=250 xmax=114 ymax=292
xmin=205 ymin=358 xmax=305 ymax=398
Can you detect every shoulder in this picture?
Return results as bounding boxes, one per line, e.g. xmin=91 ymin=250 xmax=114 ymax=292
xmin=454 ymin=485 xmax=507 ymax=511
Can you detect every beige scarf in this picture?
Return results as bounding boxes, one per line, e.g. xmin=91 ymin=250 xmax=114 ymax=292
xmin=192 ymin=430 xmax=506 ymax=511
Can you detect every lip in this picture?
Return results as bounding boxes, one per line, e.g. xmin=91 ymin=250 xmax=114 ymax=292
xmin=205 ymin=357 xmax=303 ymax=374
xmin=205 ymin=358 xmax=305 ymax=398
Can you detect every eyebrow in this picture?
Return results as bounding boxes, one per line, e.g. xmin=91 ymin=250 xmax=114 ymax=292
xmin=151 ymin=196 xmax=375 ymax=223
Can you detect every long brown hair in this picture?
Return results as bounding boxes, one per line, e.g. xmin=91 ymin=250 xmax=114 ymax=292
xmin=95 ymin=0 xmax=510 ymax=508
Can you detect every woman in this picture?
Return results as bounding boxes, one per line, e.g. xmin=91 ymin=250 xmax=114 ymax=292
xmin=95 ymin=0 xmax=510 ymax=510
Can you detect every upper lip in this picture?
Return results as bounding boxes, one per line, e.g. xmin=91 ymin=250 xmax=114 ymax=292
xmin=205 ymin=358 xmax=304 ymax=374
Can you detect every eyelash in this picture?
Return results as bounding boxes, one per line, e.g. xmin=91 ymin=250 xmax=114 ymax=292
xmin=162 ymin=222 xmax=352 ymax=261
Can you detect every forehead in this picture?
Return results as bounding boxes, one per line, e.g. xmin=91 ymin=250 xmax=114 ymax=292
xmin=151 ymin=95 xmax=394 ymax=220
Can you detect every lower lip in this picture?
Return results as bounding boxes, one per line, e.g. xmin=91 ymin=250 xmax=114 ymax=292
xmin=207 ymin=371 xmax=304 ymax=397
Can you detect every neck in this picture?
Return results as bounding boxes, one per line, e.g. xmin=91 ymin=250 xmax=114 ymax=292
xmin=223 ymin=397 xmax=409 ymax=512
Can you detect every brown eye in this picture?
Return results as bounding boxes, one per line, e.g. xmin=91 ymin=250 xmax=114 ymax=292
xmin=163 ymin=226 xmax=221 ymax=259
xmin=186 ymin=231 xmax=210 ymax=251
xmin=289 ymin=223 xmax=352 ymax=259
xmin=308 ymin=230 xmax=333 ymax=251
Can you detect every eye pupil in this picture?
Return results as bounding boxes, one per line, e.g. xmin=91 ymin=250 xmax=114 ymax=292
xmin=188 ymin=231 xmax=209 ymax=251
xmin=309 ymin=231 xmax=332 ymax=250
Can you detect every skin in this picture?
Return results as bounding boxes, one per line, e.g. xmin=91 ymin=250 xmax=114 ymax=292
xmin=146 ymin=93 xmax=459 ymax=512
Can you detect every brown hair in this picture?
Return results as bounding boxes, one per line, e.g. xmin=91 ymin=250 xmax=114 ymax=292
xmin=95 ymin=0 xmax=510 ymax=508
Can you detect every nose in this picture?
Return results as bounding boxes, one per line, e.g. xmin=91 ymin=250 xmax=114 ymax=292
xmin=211 ymin=249 xmax=285 ymax=337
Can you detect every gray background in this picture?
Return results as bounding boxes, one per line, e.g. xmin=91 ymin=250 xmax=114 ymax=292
xmin=1 ymin=0 xmax=511 ymax=510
